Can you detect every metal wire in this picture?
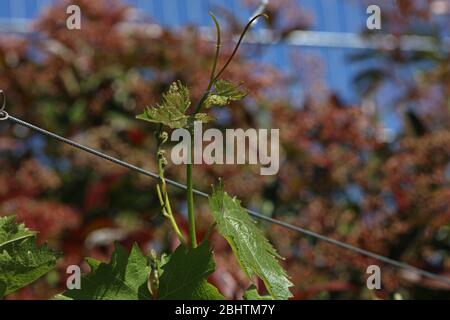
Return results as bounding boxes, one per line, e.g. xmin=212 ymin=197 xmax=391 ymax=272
xmin=2 ymin=114 xmax=450 ymax=286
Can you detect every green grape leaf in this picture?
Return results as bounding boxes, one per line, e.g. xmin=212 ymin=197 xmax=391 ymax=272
xmin=243 ymin=285 xmax=274 ymax=300
xmin=208 ymin=182 xmax=293 ymax=300
xmin=192 ymin=113 xmax=216 ymax=124
xmin=0 ymin=216 xmax=59 ymax=297
xmin=85 ymin=257 xmax=101 ymax=272
xmin=158 ymin=241 xmax=224 ymax=300
xmin=136 ymin=81 xmax=191 ymax=128
xmin=59 ymin=243 xmax=151 ymax=300
xmin=204 ymin=80 xmax=247 ymax=108
xmin=0 ymin=215 xmax=35 ymax=249
xmin=136 ymin=81 xmax=214 ymax=128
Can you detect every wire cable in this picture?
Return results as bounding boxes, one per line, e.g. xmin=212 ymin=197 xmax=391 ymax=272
xmin=2 ymin=113 xmax=450 ymax=286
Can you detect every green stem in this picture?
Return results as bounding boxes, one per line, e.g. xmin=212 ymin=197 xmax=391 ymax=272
xmin=187 ymin=13 xmax=223 ymax=248
xmin=187 ymin=13 xmax=266 ymax=248
xmin=156 ymin=127 xmax=186 ymax=246
xmin=186 ymin=151 xmax=197 ymax=248
xmin=156 ymin=184 xmax=186 ymax=246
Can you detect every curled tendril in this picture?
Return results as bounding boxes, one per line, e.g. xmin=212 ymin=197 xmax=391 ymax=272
xmin=159 ymin=131 xmax=168 ymax=144
xmin=0 ymin=90 xmax=5 ymax=112
xmin=0 ymin=90 xmax=7 ymax=120
xmin=207 ymin=12 xmax=221 ymax=90
xmin=157 ymin=149 xmax=168 ymax=168
xmin=212 ymin=13 xmax=268 ymax=82
xmin=195 ymin=12 xmax=268 ymax=114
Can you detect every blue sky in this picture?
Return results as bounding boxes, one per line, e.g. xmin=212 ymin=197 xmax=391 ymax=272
xmin=0 ymin=0 xmax=371 ymax=103
xmin=3 ymin=0 xmax=438 ymax=133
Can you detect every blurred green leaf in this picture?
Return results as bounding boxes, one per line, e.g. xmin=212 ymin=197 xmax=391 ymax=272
xmin=69 ymin=100 xmax=86 ymax=124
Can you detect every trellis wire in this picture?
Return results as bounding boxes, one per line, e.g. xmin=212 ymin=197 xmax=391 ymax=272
xmin=1 ymin=110 xmax=450 ymax=286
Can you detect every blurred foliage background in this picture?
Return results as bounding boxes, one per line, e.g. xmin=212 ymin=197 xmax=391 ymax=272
xmin=0 ymin=0 xmax=449 ymax=299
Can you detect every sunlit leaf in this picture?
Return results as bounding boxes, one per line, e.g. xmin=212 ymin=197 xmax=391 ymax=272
xmin=0 ymin=216 xmax=35 ymax=249
xmin=158 ymin=241 xmax=224 ymax=300
xmin=208 ymin=182 xmax=293 ymax=300
xmin=204 ymin=80 xmax=247 ymax=108
xmin=243 ymin=285 xmax=273 ymax=300
xmin=58 ymin=243 xmax=151 ymax=300
xmin=0 ymin=216 xmax=59 ymax=297
xmin=137 ymin=81 xmax=215 ymax=128
xmin=136 ymin=81 xmax=191 ymax=128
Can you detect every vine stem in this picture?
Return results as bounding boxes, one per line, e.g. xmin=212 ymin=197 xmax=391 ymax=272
xmin=156 ymin=126 xmax=186 ymax=246
xmin=187 ymin=12 xmax=267 ymax=249
xmin=186 ymin=154 xmax=196 ymax=248
xmin=187 ymin=13 xmax=222 ymax=249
